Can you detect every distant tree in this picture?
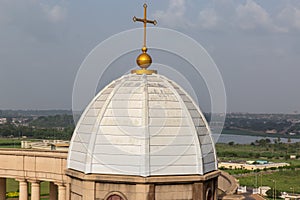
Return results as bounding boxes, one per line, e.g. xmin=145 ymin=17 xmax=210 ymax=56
xmin=284 ymin=155 xmax=290 ymax=160
xmin=266 ymin=188 xmax=280 ymax=198
xmin=228 ymin=141 xmax=235 ymax=146
xmin=257 ymin=139 xmax=268 ymax=147
xmin=277 ymin=137 xmax=281 ymax=143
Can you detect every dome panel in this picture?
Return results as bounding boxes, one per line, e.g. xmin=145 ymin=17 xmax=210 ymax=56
xmin=67 ymin=73 xmax=217 ymax=176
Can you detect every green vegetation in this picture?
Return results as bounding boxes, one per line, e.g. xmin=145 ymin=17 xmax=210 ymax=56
xmin=0 ymin=114 xmax=75 ymax=140
xmin=266 ymin=188 xmax=281 ymax=199
xmin=0 ymin=110 xmax=71 ymax=118
xmin=0 ymin=138 xmax=21 ymax=148
xmin=29 ymin=115 xmax=74 ymax=128
xmin=216 ymin=140 xmax=300 ymax=160
xmin=217 ymin=142 xmax=300 ymax=194
xmin=225 ymin=117 xmax=291 ymax=132
xmin=223 ymin=113 xmax=300 ymax=138
xmin=238 ymin=170 xmax=300 ymax=194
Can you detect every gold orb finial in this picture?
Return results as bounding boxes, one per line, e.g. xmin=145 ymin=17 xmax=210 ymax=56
xmin=136 ymin=52 xmax=152 ymax=69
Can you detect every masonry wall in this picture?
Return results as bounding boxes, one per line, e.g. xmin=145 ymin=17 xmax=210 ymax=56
xmin=66 ymin=169 xmax=220 ymax=200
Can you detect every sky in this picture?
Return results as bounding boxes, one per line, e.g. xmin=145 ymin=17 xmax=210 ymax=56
xmin=0 ymin=0 xmax=299 ymax=113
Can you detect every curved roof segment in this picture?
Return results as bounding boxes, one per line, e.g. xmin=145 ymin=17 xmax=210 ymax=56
xmin=67 ymin=73 xmax=217 ymax=176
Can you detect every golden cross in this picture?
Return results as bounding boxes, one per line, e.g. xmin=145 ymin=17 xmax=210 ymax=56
xmin=133 ymin=4 xmax=157 ymax=51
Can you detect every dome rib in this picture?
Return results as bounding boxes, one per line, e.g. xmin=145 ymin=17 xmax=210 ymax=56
xmin=164 ymin=77 xmax=217 ymax=174
xmin=67 ymin=73 xmax=217 ymax=176
xmin=140 ymin=75 xmax=150 ymax=176
xmin=84 ymin=76 xmax=128 ymax=173
xmin=67 ymin=76 xmax=126 ymax=172
xmin=158 ymin=75 xmax=203 ymax=174
xmin=168 ymin=80 xmax=218 ymax=174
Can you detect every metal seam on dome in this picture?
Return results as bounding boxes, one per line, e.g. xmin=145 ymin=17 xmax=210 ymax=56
xmin=158 ymin=74 xmax=204 ymax=175
xmin=142 ymin=74 xmax=150 ymax=176
xmin=84 ymin=75 xmax=129 ymax=173
xmin=67 ymin=76 xmax=125 ymax=170
xmin=164 ymin=76 xmax=218 ymax=173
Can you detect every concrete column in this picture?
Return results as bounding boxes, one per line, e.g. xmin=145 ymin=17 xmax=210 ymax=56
xmin=0 ymin=178 xmax=6 ymax=200
xmin=17 ymin=179 xmax=28 ymax=200
xmin=30 ymin=181 xmax=40 ymax=200
xmin=57 ymin=184 xmax=66 ymax=200
xmin=49 ymin=182 xmax=58 ymax=200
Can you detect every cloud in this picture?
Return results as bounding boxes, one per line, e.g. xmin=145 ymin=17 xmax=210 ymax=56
xmin=278 ymin=4 xmax=300 ymax=31
xmin=154 ymin=0 xmax=300 ymax=33
xmin=153 ymin=0 xmax=192 ymax=29
xmin=0 ymin=1 xmax=67 ymax=42
xmin=236 ymin=0 xmax=286 ymax=33
xmin=198 ymin=8 xmax=219 ymax=30
xmin=42 ymin=4 xmax=67 ymax=23
xmin=0 ymin=1 xmax=66 ymax=25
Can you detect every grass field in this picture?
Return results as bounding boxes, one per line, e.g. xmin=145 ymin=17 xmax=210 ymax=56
xmin=0 ymin=138 xmax=21 ymax=148
xmin=238 ymin=170 xmax=300 ymax=194
xmin=216 ymin=142 xmax=300 ymax=161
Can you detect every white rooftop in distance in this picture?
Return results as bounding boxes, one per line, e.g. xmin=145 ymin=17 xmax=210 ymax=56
xmin=67 ymin=73 xmax=217 ymax=176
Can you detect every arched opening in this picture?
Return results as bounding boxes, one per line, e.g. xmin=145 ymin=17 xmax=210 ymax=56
xmin=206 ymin=188 xmax=213 ymax=200
xmin=105 ymin=192 xmax=127 ymax=200
xmin=107 ymin=194 xmax=124 ymax=200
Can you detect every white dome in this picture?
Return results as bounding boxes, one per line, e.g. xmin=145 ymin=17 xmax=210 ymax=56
xmin=67 ymin=73 xmax=217 ymax=176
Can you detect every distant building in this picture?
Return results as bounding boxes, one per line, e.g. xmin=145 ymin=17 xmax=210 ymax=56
xmin=219 ymin=161 xmax=289 ymax=170
xmin=0 ymin=118 xmax=7 ymax=125
xmin=266 ymin=129 xmax=277 ymax=134
xmin=281 ymin=192 xmax=300 ymax=200
xmin=255 ymin=160 xmax=268 ymax=165
xmin=237 ymin=186 xmax=247 ymax=194
xmin=21 ymin=140 xmax=69 ymax=152
xmin=259 ymin=186 xmax=271 ymax=196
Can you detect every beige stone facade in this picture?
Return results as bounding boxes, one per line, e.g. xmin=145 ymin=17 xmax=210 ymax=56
xmin=0 ymin=149 xmax=68 ymax=200
xmin=66 ymin=169 xmax=220 ymax=200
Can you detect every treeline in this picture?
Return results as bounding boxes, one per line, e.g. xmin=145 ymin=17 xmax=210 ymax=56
xmin=224 ymin=117 xmax=291 ymax=132
xmin=217 ymin=150 xmax=295 ymax=160
xmin=0 ymin=124 xmax=74 ymax=140
xmin=29 ymin=114 xmax=74 ymax=128
xmin=0 ymin=110 xmax=72 ymax=118
xmin=0 ymin=114 xmax=75 ymax=140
